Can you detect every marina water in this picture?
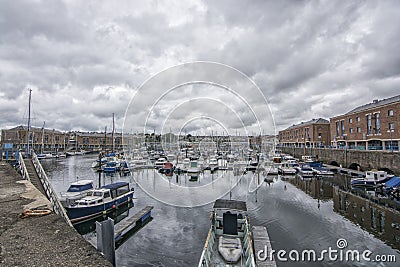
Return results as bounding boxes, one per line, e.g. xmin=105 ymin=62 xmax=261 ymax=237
xmin=42 ymin=155 xmax=400 ymax=266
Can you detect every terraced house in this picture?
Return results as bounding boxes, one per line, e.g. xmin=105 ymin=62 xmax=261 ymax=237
xmin=330 ymin=95 xmax=400 ymax=151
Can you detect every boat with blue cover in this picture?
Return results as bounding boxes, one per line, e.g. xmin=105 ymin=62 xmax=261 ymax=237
xmin=60 ymin=180 xmax=94 ymax=207
xmin=65 ymin=182 xmax=134 ymax=224
xmin=351 ymin=170 xmax=393 ymax=188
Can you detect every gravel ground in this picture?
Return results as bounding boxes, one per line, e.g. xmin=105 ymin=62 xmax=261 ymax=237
xmin=0 ymin=161 xmax=113 ymax=267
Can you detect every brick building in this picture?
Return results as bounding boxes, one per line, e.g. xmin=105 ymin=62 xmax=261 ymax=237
xmin=1 ymin=126 xmax=126 ymax=153
xmin=278 ymin=118 xmax=330 ymax=148
xmin=1 ymin=125 xmax=68 ymax=152
xmin=330 ymin=95 xmax=400 ymax=151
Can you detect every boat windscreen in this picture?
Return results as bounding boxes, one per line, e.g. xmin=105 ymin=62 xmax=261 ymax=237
xmin=223 ymin=213 xmax=238 ymax=235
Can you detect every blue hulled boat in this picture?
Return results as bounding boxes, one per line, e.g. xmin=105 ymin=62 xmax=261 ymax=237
xmin=65 ymin=182 xmax=134 ymax=224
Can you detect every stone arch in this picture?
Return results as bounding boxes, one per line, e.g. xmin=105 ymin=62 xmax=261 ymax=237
xmin=330 ymin=161 xmax=340 ymax=167
xmin=348 ymin=163 xmax=361 ymax=171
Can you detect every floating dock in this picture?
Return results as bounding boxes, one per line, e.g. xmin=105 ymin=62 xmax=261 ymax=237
xmin=114 ymin=205 xmax=153 ymax=243
xmin=252 ymin=226 xmax=276 ymax=267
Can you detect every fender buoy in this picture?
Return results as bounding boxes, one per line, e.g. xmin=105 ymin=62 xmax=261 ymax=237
xmin=112 ymin=204 xmax=116 ymax=209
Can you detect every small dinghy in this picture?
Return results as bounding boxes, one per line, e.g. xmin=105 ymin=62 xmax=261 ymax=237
xmin=218 ymin=236 xmax=242 ymax=263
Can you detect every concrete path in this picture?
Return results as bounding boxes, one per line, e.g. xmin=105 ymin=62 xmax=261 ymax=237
xmin=0 ymin=161 xmax=112 ymax=267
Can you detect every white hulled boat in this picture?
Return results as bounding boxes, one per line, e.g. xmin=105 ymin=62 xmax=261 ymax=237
xmin=198 ymin=199 xmax=256 ymax=267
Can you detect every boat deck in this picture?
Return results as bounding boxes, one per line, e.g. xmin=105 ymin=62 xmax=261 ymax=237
xmin=210 ymin=234 xmax=247 ymax=267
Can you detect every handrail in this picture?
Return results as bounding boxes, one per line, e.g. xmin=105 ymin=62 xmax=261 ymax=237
xmin=18 ymin=151 xmax=30 ymax=182
xmin=31 ymin=152 xmax=73 ymax=227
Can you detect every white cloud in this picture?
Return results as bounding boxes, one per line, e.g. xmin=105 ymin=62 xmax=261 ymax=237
xmin=0 ymin=0 xmax=399 ymax=133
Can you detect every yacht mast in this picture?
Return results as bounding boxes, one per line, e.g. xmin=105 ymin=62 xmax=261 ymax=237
xmin=25 ymin=89 xmax=32 ymax=158
xmin=41 ymin=121 xmax=45 ymax=154
xmin=112 ymin=113 xmax=115 ymax=153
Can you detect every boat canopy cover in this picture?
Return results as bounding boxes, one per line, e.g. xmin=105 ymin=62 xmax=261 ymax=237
xmin=67 ymin=182 xmax=93 ymax=192
xmin=385 ymin=177 xmax=400 ymax=188
xmin=214 ymin=199 xmax=247 ymax=211
xmin=102 ymin=182 xmax=129 ymax=190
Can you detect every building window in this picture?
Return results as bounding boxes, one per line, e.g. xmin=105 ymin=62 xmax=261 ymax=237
xmin=375 ymin=113 xmax=380 ymax=134
xmin=349 ymin=128 xmax=353 ymax=133
xmin=388 ymin=110 xmax=394 ymax=116
xmin=357 ymin=127 xmax=361 ymax=133
xmin=389 ymin=123 xmax=394 ymax=130
xmin=341 ymin=120 xmax=345 ymax=135
xmin=349 ymin=118 xmax=353 ymax=124
xmin=336 ymin=121 xmax=340 ymax=137
xmin=356 ymin=117 xmax=360 ymax=122
xmin=367 ymin=114 xmax=372 ymax=135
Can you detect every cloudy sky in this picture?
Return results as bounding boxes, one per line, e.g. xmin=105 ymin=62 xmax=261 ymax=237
xmin=1 ymin=0 xmax=399 ymax=135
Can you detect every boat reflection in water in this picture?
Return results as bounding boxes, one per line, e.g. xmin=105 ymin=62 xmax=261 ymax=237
xmin=333 ymin=186 xmax=400 ymax=250
xmin=289 ymin=175 xmax=400 ymax=250
xmin=74 ymin=201 xmax=134 ymax=235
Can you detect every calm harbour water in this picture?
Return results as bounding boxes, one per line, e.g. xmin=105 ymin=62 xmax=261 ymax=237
xmin=42 ymin=155 xmax=400 ymax=267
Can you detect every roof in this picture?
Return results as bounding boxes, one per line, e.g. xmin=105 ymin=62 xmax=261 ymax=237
xmin=345 ymin=95 xmax=400 ymax=115
xmin=101 ymin=182 xmax=129 ymax=190
xmin=6 ymin=125 xmax=65 ymax=134
xmin=285 ymin=118 xmax=329 ymax=130
xmin=213 ymin=199 xmax=247 ymax=211
xmin=385 ymin=177 xmax=400 ymax=188
xmin=70 ymin=180 xmax=93 ymax=186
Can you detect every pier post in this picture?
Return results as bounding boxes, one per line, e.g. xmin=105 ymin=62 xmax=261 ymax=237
xmin=96 ymin=218 xmax=116 ymax=266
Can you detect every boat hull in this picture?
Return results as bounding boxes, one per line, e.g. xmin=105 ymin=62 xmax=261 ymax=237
xmin=66 ymin=192 xmax=134 ymax=224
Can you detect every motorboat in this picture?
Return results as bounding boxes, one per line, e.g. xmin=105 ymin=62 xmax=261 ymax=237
xmin=351 ymin=170 xmax=393 ymax=188
xmin=198 ymin=199 xmax=256 ymax=266
xmin=59 ymin=180 xmax=94 ymax=207
xmin=208 ymin=158 xmax=219 ymax=171
xmin=154 ymin=157 xmax=167 ymax=169
xmin=37 ymin=153 xmax=54 ymax=159
xmin=103 ymin=161 xmax=119 ymax=173
xmin=91 ymin=158 xmax=107 ymax=168
xmin=278 ymin=162 xmax=297 ymax=175
xmin=305 ymin=161 xmax=334 ymax=176
xmin=65 ymin=182 xmax=134 ymax=224
xmin=160 ymin=162 xmax=174 ymax=174
xmin=299 ymin=165 xmax=314 ymax=178
xmin=187 ymin=160 xmax=200 ymax=174
xmin=130 ymin=156 xmax=147 ymax=169
xmin=119 ymin=161 xmax=130 ymax=174
xmin=182 ymin=158 xmax=191 ymax=171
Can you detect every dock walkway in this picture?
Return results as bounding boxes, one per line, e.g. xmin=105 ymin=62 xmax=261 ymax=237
xmin=252 ymin=226 xmax=276 ymax=267
xmin=0 ymin=161 xmax=112 ymax=266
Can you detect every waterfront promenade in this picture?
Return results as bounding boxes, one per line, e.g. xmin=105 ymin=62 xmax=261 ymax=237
xmin=0 ymin=161 xmax=112 ymax=267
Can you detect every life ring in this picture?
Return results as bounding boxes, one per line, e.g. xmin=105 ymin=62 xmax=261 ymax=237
xmin=20 ymin=209 xmax=52 ymax=218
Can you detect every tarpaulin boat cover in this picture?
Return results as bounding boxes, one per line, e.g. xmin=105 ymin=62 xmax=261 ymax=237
xmin=385 ymin=177 xmax=400 ymax=188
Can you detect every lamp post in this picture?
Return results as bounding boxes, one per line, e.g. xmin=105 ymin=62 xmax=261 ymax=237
xmin=343 ymin=134 xmax=347 ymax=168
xmin=387 ymin=129 xmax=394 ymax=152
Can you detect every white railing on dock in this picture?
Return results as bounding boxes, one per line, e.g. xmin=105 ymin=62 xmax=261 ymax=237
xmin=31 ymin=152 xmax=73 ymax=227
xmin=18 ymin=151 xmax=30 ymax=182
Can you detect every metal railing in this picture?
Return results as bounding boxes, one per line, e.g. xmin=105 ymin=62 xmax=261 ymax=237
xmin=31 ymin=152 xmax=73 ymax=227
xmin=18 ymin=151 xmax=30 ymax=182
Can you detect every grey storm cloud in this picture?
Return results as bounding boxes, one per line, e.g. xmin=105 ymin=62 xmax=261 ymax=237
xmin=1 ymin=0 xmax=400 ymax=134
